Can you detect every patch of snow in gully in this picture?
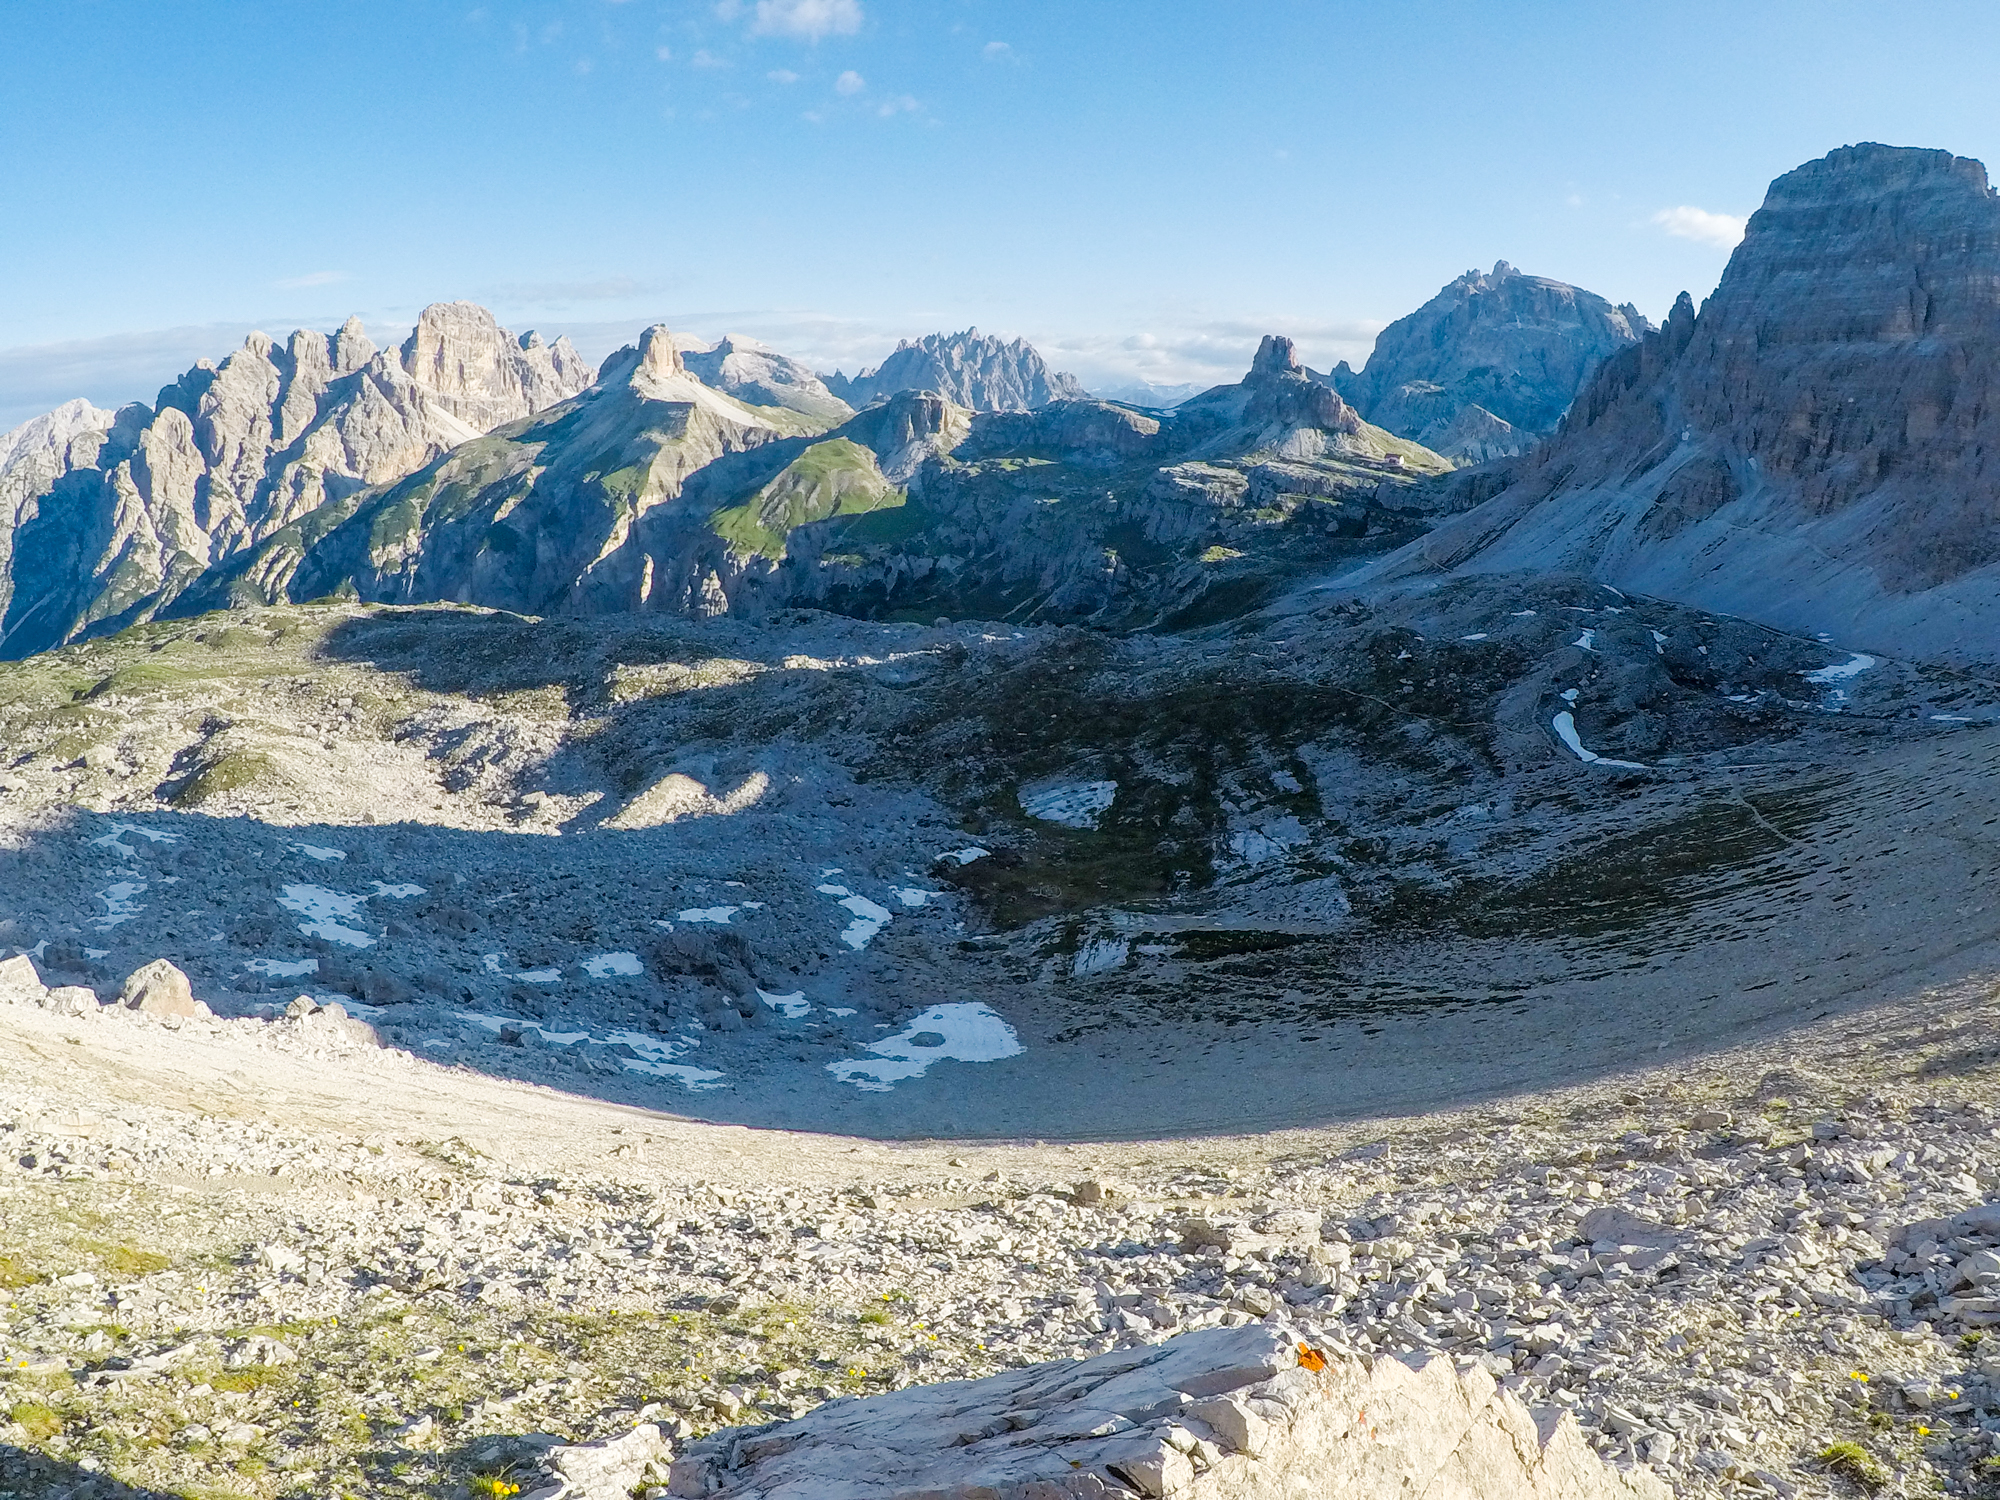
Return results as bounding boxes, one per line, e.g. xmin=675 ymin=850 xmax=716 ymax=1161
xmin=678 ymin=906 xmax=741 ymax=924
xmin=937 ymin=847 xmax=989 ymax=865
xmin=758 ymin=989 xmax=812 ymax=1018
xmin=1552 ymin=712 xmax=1648 ymax=771
xmin=96 ymin=881 xmax=146 ymax=929
xmin=277 ymin=885 xmax=374 ymax=947
xmin=582 ymin=951 xmax=644 ymax=978
xmin=816 ymin=885 xmax=893 ymax=949
xmin=295 ymin=843 xmax=346 ymax=862
xmin=827 ymin=1002 xmax=1025 ymax=1091
xmin=370 ymin=882 xmax=425 ymax=899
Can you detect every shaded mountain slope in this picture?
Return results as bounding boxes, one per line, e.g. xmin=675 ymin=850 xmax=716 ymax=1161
xmin=1350 ymin=144 xmax=2000 ymax=663
xmin=1331 ymin=261 xmax=1648 ymax=461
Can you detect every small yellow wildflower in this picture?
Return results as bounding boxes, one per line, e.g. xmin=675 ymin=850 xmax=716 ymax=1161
xmin=1849 ymin=1370 xmax=1868 ymax=1382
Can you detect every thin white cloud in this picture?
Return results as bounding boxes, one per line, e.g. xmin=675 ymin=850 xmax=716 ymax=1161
xmin=876 ymin=94 xmax=919 ymax=117
xmin=834 ymin=68 xmax=865 ymax=95
xmin=655 ymin=45 xmax=672 ymax=60
xmin=691 ymin=48 xmax=727 ymax=68
xmin=767 ymin=67 xmax=799 ymax=83
xmin=982 ymin=41 xmax=1013 ymax=60
xmin=274 ymin=271 xmax=351 ymax=289
xmin=1653 ymin=205 xmax=1747 ymax=249
xmin=750 ymin=0 xmax=862 ymax=41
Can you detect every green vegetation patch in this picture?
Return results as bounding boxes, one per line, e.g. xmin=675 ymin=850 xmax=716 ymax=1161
xmin=169 ymin=748 xmax=286 ymax=808
xmin=711 ymin=439 xmax=904 ymax=560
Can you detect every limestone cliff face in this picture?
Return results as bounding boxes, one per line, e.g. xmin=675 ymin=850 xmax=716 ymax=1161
xmin=826 ymin=328 xmax=1087 ymax=412
xmin=1356 ymin=143 xmax=2000 ymax=662
xmin=0 ymin=304 xmax=593 ymax=656
xmin=1333 ymin=261 xmax=1648 ymax=460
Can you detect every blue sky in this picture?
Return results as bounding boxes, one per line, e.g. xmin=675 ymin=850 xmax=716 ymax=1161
xmin=4 ymin=0 xmax=2000 ymax=426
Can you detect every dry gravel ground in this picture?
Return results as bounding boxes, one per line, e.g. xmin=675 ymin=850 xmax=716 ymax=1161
xmin=6 ymin=977 xmax=2000 ymax=1499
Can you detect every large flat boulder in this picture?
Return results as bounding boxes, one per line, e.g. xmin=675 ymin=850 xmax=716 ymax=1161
xmin=665 ymin=1324 xmax=1668 ymax=1500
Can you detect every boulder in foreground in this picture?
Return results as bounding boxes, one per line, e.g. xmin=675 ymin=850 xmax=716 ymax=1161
xmin=665 ymin=1323 xmax=1667 ymax=1500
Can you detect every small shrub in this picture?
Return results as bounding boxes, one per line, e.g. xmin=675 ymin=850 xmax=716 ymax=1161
xmin=103 ymin=1245 xmax=171 ymax=1276
xmin=0 ymin=1254 xmax=43 ymax=1289
xmin=1818 ymin=1441 xmax=1886 ymax=1490
xmin=857 ymin=1309 xmax=891 ymax=1325
xmin=8 ymin=1401 xmax=62 ymax=1441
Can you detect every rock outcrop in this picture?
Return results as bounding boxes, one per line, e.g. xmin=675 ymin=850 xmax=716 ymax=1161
xmin=666 ymin=1323 xmax=1667 ymax=1500
xmin=827 ymin=328 xmax=1087 ymax=412
xmin=1352 ymin=144 xmax=2000 ymax=662
xmin=0 ymin=304 xmax=592 ymax=658
xmin=1331 ymin=262 xmax=1648 ymax=460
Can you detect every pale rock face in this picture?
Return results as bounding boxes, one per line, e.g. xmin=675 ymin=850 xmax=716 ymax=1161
xmin=666 ymin=1323 xmax=1667 ymax=1500
xmin=1332 ymin=261 xmax=1648 ymax=460
xmin=681 ymin=333 xmax=855 ymax=424
xmin=827 ymin=327 xmax=1087 ymax=412
xmin=1358 ymin=143 xmax=2000 ymax=662
xmin=0 ymin=303 xmax=594 ymax=658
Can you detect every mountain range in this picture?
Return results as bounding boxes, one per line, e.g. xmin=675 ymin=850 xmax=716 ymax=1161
xmin=7 ymin=145 xmax=1998 ymax=663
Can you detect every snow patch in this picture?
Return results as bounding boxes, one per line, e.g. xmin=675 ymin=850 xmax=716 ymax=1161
xmin=582 ymin=951 xmax=644 ymax=978
xmin=296 ymin=843 xmax=346 ymax=862
xmin=1019 ymin=780 xmax=1117 ymax=829
xmin=892 ymin=887 xmax=940 ymax=908
xmin=1572 ymin=630 xmax=1597 ymax=651
xmin=758 ymin=989 xmax=812 ymax=1019
xmin=827 ymin=1002 xmax=1025 ymax=1091
xmin=817 ymin=885 xmax=893 ymax=950
xmin=1803 ymin=652 xmax=1878 ymax=685
xmin=95 ymin=881 xmax=146 ymax=929
xmin=1552 ymin=712 xmax=1648 ymax=771
xmin=938 ymin=847 xmax=989 ymax=866
xmin=369 ymin=882 xmax=425 ymax=899
xmin=277 ymin=885 xmax=375 ymax=947
xmin=677 ymin=906 xmax=740 ymax=924
xmin=1072 ymin=937 xmax=1129 ymax=977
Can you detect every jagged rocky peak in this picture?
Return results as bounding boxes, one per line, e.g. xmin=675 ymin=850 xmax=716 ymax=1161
xmin=396 ymin=300 xmax=593 ymax=428
xmin=0 ymin=301 xmax=596 ymax=659
xmin=1333 ymin=259 xmax=1647 ymax=461
xmin=1359 ymin=141 xmax=2000 ymax=662
xmin=825 ymin=327 xmax=1086 ymax=412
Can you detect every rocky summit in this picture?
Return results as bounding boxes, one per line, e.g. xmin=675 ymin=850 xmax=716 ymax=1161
xmin=1356 ymin=145 xmax=2000 ymax=662
xmin=10 ymin=140 xmax=2000 ymax=1500
xmin=826 ymin=328 xmax=1088 ymax=413
xmin=1331 ymin=262 xmax=1649 ymax=463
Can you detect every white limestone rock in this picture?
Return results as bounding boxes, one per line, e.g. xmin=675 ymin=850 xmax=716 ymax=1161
xmin=664 ymin=1324 xmax=1669 ymax=1500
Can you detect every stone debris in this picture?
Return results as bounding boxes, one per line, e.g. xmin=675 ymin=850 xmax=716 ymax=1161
xmin=666 ymin=1324 xmax=1667 ymax=1500
xmin=4 ymin=957 xmax=2000 ymax=1498
xmin=525 ymin=1422 xmax=674 ymax=1500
